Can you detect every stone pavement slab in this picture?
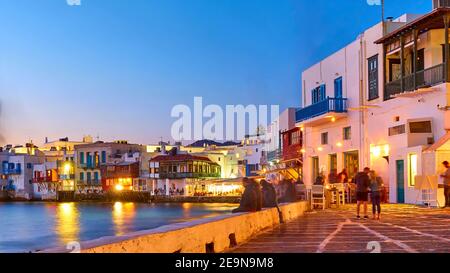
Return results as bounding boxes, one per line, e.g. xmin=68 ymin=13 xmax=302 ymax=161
xmin=230 ymin=204 xmax=450 ymax=253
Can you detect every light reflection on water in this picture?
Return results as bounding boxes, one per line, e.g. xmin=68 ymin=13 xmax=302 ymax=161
xmin=55 ymin=203 xmax=80 ymax=244
xmin=0 ymin=202 xmax=234 ymax=253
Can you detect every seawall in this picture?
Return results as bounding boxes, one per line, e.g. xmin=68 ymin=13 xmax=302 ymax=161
xmin=40 ymin=201 xmax=309 ymax=253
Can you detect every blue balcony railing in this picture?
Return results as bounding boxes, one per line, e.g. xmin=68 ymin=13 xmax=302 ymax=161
xmin=2 ymin=168 xmax=22 ymax=175
xmin=296 ymin=97 xmax=348 ymax=123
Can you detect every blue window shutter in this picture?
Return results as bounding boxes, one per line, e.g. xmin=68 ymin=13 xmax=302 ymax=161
xmin=320 ymin=85 xmax=326 ymax=101
xmin=334 ymin=77 xmax=343 ymax=98
xmin=80 ymin=152 xmax=85 ymax=164
xmin=101 ymin=151 xmax=106 ymax=163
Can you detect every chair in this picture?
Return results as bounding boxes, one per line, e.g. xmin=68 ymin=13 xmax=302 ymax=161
xmin=333 ymin=183 xmax=346 ymax=206
xmin=311 ymin=185 xmax=326 ymax=210
xmin=296 ymin=184 xmax=308 ymax=201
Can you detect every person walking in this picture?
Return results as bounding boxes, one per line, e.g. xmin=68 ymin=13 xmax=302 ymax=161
xmin=440 ymin=161 xmax=450 ymax=207
xmin=355 ymin=167 xmax=371 ymax=219
xmin=369 ymin=171 xmax=383 ymax=220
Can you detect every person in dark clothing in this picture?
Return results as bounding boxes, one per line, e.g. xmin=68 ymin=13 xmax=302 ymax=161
xmin=314 ymin=172 xmax=326 ymax=185
xmin=261 ymin=180 xmax=278 ymax=208
xmin=232 ymin=178 xmax=261 ymax=213
xmin=337 ymin=168 xmax=349 ymax=183
xmin=253 ymin=180 xmax=263 ymax=212
xmin=355 ymin=167 xmax=371 ymax=219
xmin=278 ymin=179 xmax=297 ymax=203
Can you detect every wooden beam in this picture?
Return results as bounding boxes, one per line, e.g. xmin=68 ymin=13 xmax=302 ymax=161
xmin=445 ymin=15 xmax=450 ymax=82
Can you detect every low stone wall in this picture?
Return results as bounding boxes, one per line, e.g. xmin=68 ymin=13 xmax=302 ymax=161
xmin=41 ymin=201 xmax=309 ymax=253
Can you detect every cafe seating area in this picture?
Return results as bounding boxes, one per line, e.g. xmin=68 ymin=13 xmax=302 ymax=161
xmin=296 ymin=183 xmax=389 ymax=210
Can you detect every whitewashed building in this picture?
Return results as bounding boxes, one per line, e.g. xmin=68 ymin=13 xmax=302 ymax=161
xmin=297 ymin=1 xmax=450 ymax=205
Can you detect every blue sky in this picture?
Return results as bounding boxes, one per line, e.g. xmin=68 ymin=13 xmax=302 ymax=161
xmin=0 ymin=0 xmax=431 ymax=145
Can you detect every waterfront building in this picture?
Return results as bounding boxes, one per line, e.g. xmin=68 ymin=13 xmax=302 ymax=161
xmin=32 ymin=161 xmax=59 ymax=200
xmin=369 ymin=3 xmax=450 ymax=205
xmin=262 ymin=108 xmax=302 ymax=182
xmin=39 ymin=136 xmax=93 ymax=162
xmin=74 ymin=141 xmax=143 ymax=192
xmin=100 ymin=161 xmax=140 ymax=192
xmin=1 ymin=144 xmax=45 ymax=200
xmin=149 ymin=153 xmax=221 ymax=196
xmin=238 ymin=134 xmax=265 ymax=177
xmin=297 ymin=1 xmax=450 ymax=205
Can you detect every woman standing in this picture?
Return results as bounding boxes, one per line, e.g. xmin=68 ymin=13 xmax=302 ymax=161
xmin=369 ymin=171 xmax=383 ymax=220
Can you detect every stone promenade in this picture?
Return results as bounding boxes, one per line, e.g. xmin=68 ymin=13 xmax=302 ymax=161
xmin=231 ymin=204 xmax=450 ymax=253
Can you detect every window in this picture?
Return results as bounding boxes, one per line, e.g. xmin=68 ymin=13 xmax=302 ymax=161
xmin=27 ymin=163 xmax=32 ymax=169
xmin=79 ymin=152 xmax=85 ymax=164
xmin=343 ymin=127 xmax=352 ymax=140
xmin=312 ymin=85 xmax=326 ymax=104
xmin=334 ymin=77 xmax=343 ymax=98
xmin=409 ymin=154 xmax=418 ymax=187
xmin=321 ymin=132 xmax=328 ymax=145
xmin=101 ymin=151 xmax=107 ymax=164
xmin=291 ymin=130 xmax=301 ymax=145
xmin=94 ymin=172 xmax=99 ymax=182
xmin=388 ymin=125 xmax=406 ymax=136
xmin=409 ymin=121 xmax=432 ymax=133
xmin=368 ymin=55 xmax=379 ymax=100
xmin=80 ymin=172 xmax=85 ymax=181
xmin=87 ymin=172 xmax=92 ymax=183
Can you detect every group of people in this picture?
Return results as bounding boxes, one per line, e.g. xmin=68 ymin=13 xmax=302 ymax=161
xmin=153 ymin=188 xmax=185 ymax=196
xmin=314 ymin=168 xmax=350 ymax=186
xmin=232 ymin=178 xmax=297 ymax=213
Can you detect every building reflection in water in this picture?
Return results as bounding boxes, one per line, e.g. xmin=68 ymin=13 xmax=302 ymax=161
xmin=112 ymin=202 xmax=136 ymax=236
xmin=55 ymin=203 xmax=80 ymax=245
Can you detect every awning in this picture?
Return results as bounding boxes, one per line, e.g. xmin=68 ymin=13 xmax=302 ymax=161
xmin=424 ymin=132 xmax=450 ymax=153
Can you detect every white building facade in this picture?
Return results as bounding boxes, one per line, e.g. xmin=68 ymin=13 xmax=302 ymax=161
xmin=298 ymin=3 xmax=450 ymax=206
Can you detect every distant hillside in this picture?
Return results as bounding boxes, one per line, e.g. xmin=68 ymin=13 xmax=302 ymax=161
xmin=187 ymin=139 xmax=240 ymax=147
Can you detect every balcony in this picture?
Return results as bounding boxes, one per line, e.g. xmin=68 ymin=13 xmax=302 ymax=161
xmin=78 ymin=163 xmax=99 ymax=169
xmin=2 ymin=168 xmax=22 ymax=175
xmin=267 ymin=149 xmax=282 ymax=162
xmin=296 ymin=97 xmax=348 ymax=126
xmin=385 ymin=64 xmax=445 ymax=100
xmin=59 ymin=174 xmax=75 ymax=180
xmin=159 ymin=172 xmax=221 ymax=179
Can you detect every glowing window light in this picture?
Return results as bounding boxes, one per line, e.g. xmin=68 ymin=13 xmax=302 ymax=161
xmin=371 ymin=146 xmax=381 ymax=158
xmin=409 ymin=154 xmax=418 ymax=187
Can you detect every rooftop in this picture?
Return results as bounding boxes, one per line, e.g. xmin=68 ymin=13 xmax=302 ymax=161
xmin=376 ymin=8 xmax=450 ymax=44
xmin=150 ymin=154 xmax=215 ymax=163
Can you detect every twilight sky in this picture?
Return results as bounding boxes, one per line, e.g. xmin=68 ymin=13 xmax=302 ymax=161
xmin=0 ymin=0 xmax=431 ymax=146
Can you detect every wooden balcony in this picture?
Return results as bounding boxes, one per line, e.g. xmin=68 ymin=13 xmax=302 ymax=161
xmin=385 ymin=64 xmax=445 ymax=100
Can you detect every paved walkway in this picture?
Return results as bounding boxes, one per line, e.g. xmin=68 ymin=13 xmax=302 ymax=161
xmin=231 ymin=205 xmax=450 ymax=253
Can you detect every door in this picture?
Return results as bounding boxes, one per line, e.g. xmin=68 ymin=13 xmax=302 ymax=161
xmin=312 ymin=157 xmax=319 ymax=183
xmin=396 ymin=160 xmax=405 ymax=204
